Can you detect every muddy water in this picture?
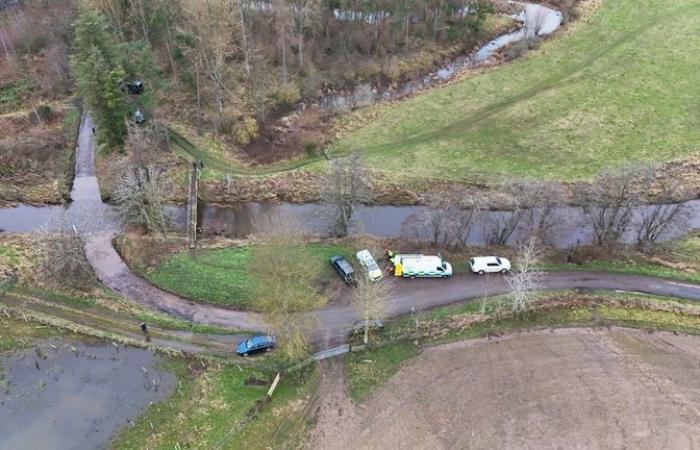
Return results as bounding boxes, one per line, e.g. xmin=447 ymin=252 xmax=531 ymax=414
xmin=0 ymin=339 xmax=175 ymax=450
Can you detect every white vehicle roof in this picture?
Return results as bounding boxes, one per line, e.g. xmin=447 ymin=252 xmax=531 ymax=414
xmin=471 ymin=256 xmax=503 ymax=264
xmin=401 ymin=255 xmax=445 ymax=268
xmin=356 ymin=249 xmax=376 ymax=265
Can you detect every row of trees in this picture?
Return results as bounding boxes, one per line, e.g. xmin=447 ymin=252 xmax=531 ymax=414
xmin=399 ymin=164 xmax=690 ymax=249
xmin=317 ymin=154 xmax=689 ymax=250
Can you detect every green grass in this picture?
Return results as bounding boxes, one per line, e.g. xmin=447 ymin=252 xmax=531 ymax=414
xmin=112 ymin=359 xmax=316 ymax=450
xmin=0 ymin=316 xmax=63 ymax=353
xmin=145 ymin=243 xmax=352 ymax=309
xmin=0 ymin=79 xmax=33 ymax=113
xmin=345 ymin=291 xmax=700 ymax=402
xmin=332 ymin=0 xmax=700 ymax=183
xmin=346 ymin=341 xmax=421 ymax=402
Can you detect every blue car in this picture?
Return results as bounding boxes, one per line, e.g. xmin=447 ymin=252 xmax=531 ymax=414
xmin=236 ymin=335 xmax=277 ymax=356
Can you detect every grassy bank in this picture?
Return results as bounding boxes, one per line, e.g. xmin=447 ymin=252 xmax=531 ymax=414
xmin=346 ymin=291 xmax=700 ymax=402
xmin=112 ymin=359 xmax=316 ymax=450
xmin=333 ymin=0 xmax=700 ymax=184
xmin=542 ymin=232 xmax=700 ymax=284
xmin=144 ymin=243 xmax=353 ymax=309
xmin=0 ymin=104 xmax=79 ymax=205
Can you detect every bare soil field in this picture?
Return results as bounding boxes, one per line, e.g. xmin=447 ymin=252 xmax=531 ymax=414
xmin=316 ymin=328 xmax=700 ymax=450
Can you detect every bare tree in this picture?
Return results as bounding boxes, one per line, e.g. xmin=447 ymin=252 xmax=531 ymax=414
xmin=291 ymin=0 xmax=322 ymax=68
xmin=34 ymin=216 xmax=94 ymax=291
xmin=577 ymin=164 xmax=652 ymax=247
xmin=505 ymin=238 xmax=543 ymax=315
xmin=636 ymin=179 xmax=690 ymax=249
xmin=351 ymin=250 xmax=391 ymax=344
xmin=248 ymin=215 xmax=326 ymax=362
xmin=180 ymin=0 xmax=238 ymax=132
xmin=273 ymin=0 xmax=293 ymax=83
xmin=401 ymin=194 xmax=481 ymax=247
xmin=518 ymin=180 xmax=566 ymax=245
xmin=322 ymin=152 xmax=373 ymax=237
xmin=112 ymin=164 xmax=167 ymax=233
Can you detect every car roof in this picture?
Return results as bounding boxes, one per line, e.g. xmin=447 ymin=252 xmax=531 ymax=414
xmin=356 ymin=249 xmax=373 ymax=262
xmin=249 ymin=335 xmax=275 ymax=344
xmin=338 ymin=259 xmax=354 ymax=273
xmin=472 ymin=256 xmax=501 ymax=263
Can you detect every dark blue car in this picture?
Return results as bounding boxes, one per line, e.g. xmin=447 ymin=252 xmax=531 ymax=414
xmin=236 ymin=335 xmax=277 ymax=356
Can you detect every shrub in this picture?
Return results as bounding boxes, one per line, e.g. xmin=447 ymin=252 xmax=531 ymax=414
xmin=234 ymin=116 xmax=260 ymax=146
xmin=275 ymin=82 xmax=302 ymax=105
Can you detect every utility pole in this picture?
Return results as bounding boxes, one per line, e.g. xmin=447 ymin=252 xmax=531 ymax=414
xmin=187 ymin=160 xmax=203 ymax=250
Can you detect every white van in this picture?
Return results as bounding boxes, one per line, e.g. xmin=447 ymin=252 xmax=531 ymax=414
xmin=469 ymin=256 xmax=511 ymax=275
xmin=395 ymin=254 xmax=453 ymax=278
xmin=356 ymin=249 xmax=383 ymax=281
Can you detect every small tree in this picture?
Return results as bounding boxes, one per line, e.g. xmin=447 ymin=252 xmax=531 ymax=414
xmin=402 ymin=195 xmax=482 ymax=247
xmin=322 ymin=152 xmax=373 ymax=237
xmin=249 ymin=216 xmax=326 ymax=362
xmin=635 ymin=179 xmax=690 ymax=249
xmin=112 ymin=164 xmax=167 ymax=233
xmin=505 ymin=239 xmax=543 ymax=315
xmin=352 ymin=258 xmax=391 ymax=345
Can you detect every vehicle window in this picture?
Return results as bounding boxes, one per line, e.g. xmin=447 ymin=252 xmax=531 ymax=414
xmin=470 ymin=258 xmax=475 ymax=265
xmin=487 ymin=263 xmax=499 ymax=267
xmin=437 ymin=266 xmax=444 ymax=272
xmin=245 ymin=339 xmax=252 ymax=348
xmin=496 ymin=257 xmax=502 ymax=265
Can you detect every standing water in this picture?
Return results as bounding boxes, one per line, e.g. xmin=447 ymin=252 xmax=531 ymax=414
xmin=0 ymin=340 xmax=175 ymax=450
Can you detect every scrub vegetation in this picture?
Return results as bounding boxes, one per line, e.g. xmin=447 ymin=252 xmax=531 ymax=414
xmin=112 ymin=359 xmax=316 ymax=450
xmin=334 ymin=0 xmax=700 ymax=184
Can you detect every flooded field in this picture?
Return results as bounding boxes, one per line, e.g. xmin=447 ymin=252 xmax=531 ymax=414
xmin=0 ymin=339 xmax=175 ymax=450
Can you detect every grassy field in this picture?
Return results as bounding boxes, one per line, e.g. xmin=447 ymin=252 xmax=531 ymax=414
xmin=145 ymin=243 xmax=353 ymax=309
xmin=345 ymin=291 xmax=700 ymax=402
xmin=112 ymin=359 xmax=316 ymax=450
xmin=332 ymin=0 xmax=700 ymax=183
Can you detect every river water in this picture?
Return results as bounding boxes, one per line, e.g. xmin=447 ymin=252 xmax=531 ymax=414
xmin=2 ymin=198 xmax=699 ymax=249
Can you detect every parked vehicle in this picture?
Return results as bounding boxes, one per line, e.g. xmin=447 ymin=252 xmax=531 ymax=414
xmin=469 ymin=256 xmax=511 ymax=275
xmin=392 ymin=254 xmax=453 ymax=278
xmin=236 ymin=335 xmax=276 ymax=356
xmin=350 ymin=319 xmax=384 ymax=335
xmin=356 ymin=249 xmax=383 ymax=281
xmin=120 ymin=80 xmax=144 ymax=95
xmin=330 ymin=255 xmax=357 ymax=285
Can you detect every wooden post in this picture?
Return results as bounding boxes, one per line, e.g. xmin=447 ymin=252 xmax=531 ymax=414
xmin=187 ymin=161 xmax=201 ymax=249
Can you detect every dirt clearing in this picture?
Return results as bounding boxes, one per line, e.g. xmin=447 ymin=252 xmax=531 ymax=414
xmin=317 ymin=328 xmax=700 ymax=449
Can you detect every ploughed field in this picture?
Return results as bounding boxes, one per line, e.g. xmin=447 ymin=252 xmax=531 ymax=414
xmin=334 ymin=0 xmax=700 ymax=183
xmin=322 ymin=328 xmax=700 ymax=449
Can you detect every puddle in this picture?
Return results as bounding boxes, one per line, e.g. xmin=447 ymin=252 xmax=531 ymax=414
xmin=0 ymin=340 xmax=175 ymax=450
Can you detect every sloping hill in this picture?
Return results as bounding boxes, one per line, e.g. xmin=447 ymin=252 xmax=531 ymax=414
xmin=333 ymin=0 xmax=700 ymax=184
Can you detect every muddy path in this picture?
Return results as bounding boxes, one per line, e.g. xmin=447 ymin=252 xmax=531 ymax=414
xmin=0 ymin=339 xmax=176 ymax=450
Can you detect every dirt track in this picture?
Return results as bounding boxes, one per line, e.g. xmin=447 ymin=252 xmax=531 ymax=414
xmin=316 ymin=328 xmax=700 ymax=450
